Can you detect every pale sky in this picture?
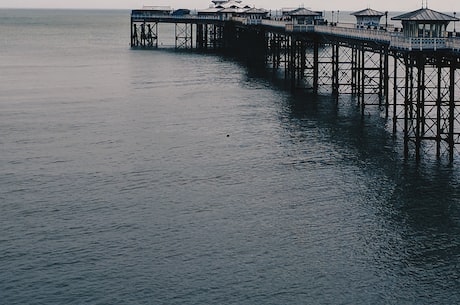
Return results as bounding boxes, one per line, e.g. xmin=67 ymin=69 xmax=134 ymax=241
xmin=0 ymin=0 xmax=458 ymax=12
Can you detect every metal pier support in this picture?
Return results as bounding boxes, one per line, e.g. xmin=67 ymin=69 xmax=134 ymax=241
xmin=392 ymin=52 xmax=460 ymax=162
xmin=131 ymin=21 xmax=158 ymax=48
xmin=175 ymin=23 xmax=193 ymax=49
xmin=128 ymin=14 xmax=460 ymax=162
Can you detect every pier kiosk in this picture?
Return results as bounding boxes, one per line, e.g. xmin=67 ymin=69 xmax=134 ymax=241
xmin=287 ymin=8 xmax=323 ymax=25
xmin=240 ymin=8 xmax=268 ymax=22
xmin=351 ymin=8 xmax=385 ymax=29
xmin=392 ymin=8 xmax=458 ymax=39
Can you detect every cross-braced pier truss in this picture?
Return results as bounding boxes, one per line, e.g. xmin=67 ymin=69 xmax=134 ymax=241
xmin=131 ymin=22 xmax=158 ymax=48
xmin=390 ymin=53 xmax=460 ymax=161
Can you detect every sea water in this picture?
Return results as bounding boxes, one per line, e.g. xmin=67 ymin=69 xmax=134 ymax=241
xmin=1 ymin=9 xmax=460 ymax=304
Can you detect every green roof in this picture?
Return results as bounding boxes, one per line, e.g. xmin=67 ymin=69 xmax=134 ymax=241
xmin=351 ymin=8 xmax=385 ymax=17
xmin=392 ymin=8 xmax=459 ymax=22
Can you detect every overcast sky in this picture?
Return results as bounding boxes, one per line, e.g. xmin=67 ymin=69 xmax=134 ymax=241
xmin=0 ymin=0 xmax=458 ymax=12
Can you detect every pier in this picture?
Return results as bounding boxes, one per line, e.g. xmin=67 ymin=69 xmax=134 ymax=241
xmin=130 ymin=3 xmax=460 ymax=162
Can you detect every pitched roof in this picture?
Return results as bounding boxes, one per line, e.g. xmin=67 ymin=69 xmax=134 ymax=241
xmin=392 ymin=8 xmax=459 ymax=22
xmin=141 ymin=5 xmax=171 ymax=11
xmin=216 ymin=0 xmax=248 ymax=9
xmin=351 ymin=8 xmax=385 ymax=17
xmin=288 ymin=8 xmax=321 ymax=17
xmin=243 ymin=7 xmax=268 ymax=14
xmin=220 ymin=7 xmax=246 ymax=13
xmin=198 ymin=7 xmax=222 ymax=13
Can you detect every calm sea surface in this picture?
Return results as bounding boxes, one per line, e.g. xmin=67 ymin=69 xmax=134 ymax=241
xmin=1 ymin=9 xmax=460 ymax=304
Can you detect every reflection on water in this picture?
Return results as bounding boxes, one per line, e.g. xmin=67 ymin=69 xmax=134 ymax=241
xmin=249 ymin=63 xmax=460 ymax=301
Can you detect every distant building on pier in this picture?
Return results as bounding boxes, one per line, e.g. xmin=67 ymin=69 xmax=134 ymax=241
xmin=392 ymin=8 xmax=459 ymax=38
xmin=211 ymin=0 xmax=238 ymax=6
xmin=286 ymin=8 xmax=323 ymax=25
xmin=241 ymin=8 xmax=269 ymax=20
xmin=139 ymin=6 xmax=172 ymax=16
xmin=351 ymin=8 xmax=385 ymax=28
xmin=198 ymin=0 xmax=267 ymax=20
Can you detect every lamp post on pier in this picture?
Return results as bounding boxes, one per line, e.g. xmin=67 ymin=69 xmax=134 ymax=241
xmin=385 ymin=11 xmax=388 ymax=30
xmin=454 ymin=12 xmax=457 ymax=34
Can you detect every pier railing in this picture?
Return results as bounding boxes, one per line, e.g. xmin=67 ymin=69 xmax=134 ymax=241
xmin=260 ymin=20 xmax=287 ymax=29
xmin=447 ymin=38 xmax=460 ymax=53
xmin=131 ymin=14 xmax=222 ymax=21
xmin=279 ymin=22 xmax=460 ymax=52
xmin=312 ymin=25 xmax=392 ymax=43
xmin=285 ymin=24 xmax=315 ymax=32
xmin=390 ymin=36 xmax=448 ymax=51
xmin=232 ymin=17 xmax=262 ymax=25
xmin=231 ymin=18 xmax=287 ymax=29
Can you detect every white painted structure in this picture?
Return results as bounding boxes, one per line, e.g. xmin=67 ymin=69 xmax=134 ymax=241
xmin=351 ymin=8 xmax=385 ymax=28
xmin=392 ymin=8 xmax=458 ymax=38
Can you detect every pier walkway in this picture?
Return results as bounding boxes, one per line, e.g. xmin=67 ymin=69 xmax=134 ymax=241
xmin=131 ymin=13 xmax=460 ymax=52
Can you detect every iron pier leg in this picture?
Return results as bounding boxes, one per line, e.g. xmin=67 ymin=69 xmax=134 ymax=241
xmin=449 ymin=63 xmax=456 ymax=162
xmin=357 ymin=47 xmax=362 ymax=107
xmin=384 ymin=48 xmax=390 ymax=118
xmin=196 ymin=24 xmax=202 ymax=49
xmin=313 ymin=40 xmax=319 ymax=94
xmin=285 ymin=36 xmax=291 ymax=81
xmin=300 ymin=39 xmax=306 ymax=85
xmin=204 ymin=25 xmax=208 ymax=49
xmin=131 ymin=18 xmax=134 ymax=47
xmin=379 ymin=49 xmax=384 ymax=105
xmin=140 ymin=23 xmax=146 ymax=47
xmin=393 ymin=55 xmax=399 ymax=135
xmin=275 ymin=34 xmax=280 ymax=70
xmin=272 ymin=34 xmax=279 ymax=70
xmin=361 ymin=47 xmax=365 ymax=116
xmin=415 ymin=57 xmax=424 ymax=162
xmin=351 ymin=47 xmax=357 ymax=96
xmin=436 ymin=60 xmax=442 ymax=159
xmin=404 ymin=56 xmax=410 ymax=159
xmin=292 ymin=38 xmax=298 ymax=84
xmin=332 ymin=43 xmax=339 ymax=95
